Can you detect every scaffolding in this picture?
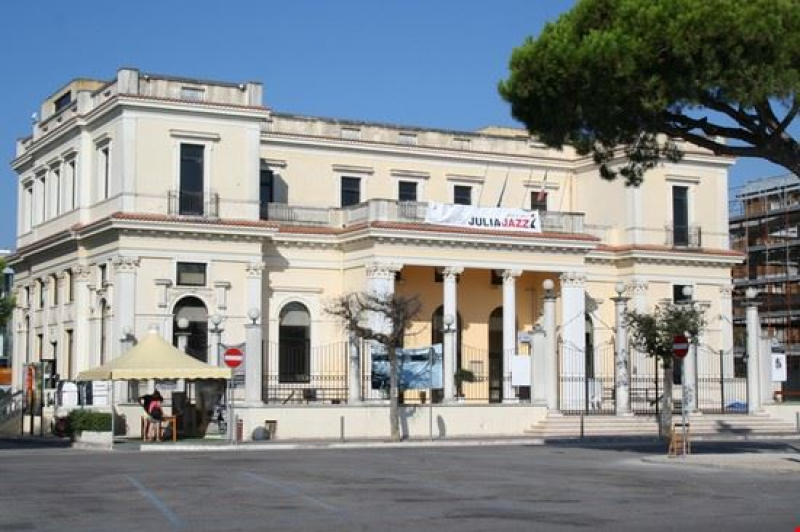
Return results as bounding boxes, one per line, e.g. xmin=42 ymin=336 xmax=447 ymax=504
xmin=729 ymin=173 xmax=800 ymax=398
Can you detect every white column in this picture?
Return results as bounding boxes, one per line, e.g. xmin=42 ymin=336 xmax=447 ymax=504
xmin=72 ymin=266 xmax=92 ymax=375
xmin=612 ymin=285 xmax=632 ymax=416
xmin=543 ymin=280 xmax=558 ymax=412
xmin=719 ymin=285 xmax=734 ymax=378
xmin=245 ymin=263 xmax=264 ymax=406
xmin=244 ymin=319 xmax=262 ymax=405
xmin=502 ymin=269 xmax=521 ymax=403
xmin=629 ymin=278 xmax=649 ymax=376
xmin=348 ymin=333 xmax=361 ymax=404
xmin=560 ymin=272 xmax=586 ymax=411
xmin=365 ymin=262 xmax=400 ymax=401
xmin=112 ymin=257 xmax=138 ymax=358
xmin=745 ymin=289 xmax=761 ymax=414
xmin=759 ymin=334 xmax=774 ymax=406
xmin=531 ymin=325 xmax=547 ymax=405
xmin=442 ymin=266 xmax=463 ymax=403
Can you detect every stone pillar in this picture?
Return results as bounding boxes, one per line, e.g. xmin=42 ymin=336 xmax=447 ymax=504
xmin=531 ymin=325 xmax=547 ymax=405
xmin=745 ymin=289 xmax=761 ymax=414
xmin=502 ymin=269 xmax=521 ymax=403
xmin=612 ymin=285 xmax=632 ymax=416
xmin=560 ymin=272 xmax=586 ymax=411
xmin=442 ymin=266 xmax=463 ymax=403
xmin=112 ymin=257 xmax=138 ymax=359
xmin=348 ymin=333 xmax=361 ymax=404
xmin=365 ymin=262 xmax=400 ymax=401
xmin=209 ymin=322 xmax=223 ymax=367
xmin=244 ymin=318 xmax=263 ymax=406
xmin=245 ymin=263 xmax=264 ymax=405
xmin=72 ymin=266 xmax=92 ymax=375
xmin=543 ymin=280 xmax=558 ymax=412
xmin=629 ymin=278 xmax=649 ymax=376
xmin=719 ymin=285 xmax=734 ymax=378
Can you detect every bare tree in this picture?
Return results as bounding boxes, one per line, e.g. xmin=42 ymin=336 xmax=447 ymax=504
xmin=626 ymin=302 xmax=706 ymax=439
xmin=326 ymin=292 xmax=422 ymax=442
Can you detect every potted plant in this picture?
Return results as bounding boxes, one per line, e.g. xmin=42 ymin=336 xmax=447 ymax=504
xmin=68 ymin=409 xmax=113 ymax=449
xmin=454 ymin=368 xmax=476 ymax=399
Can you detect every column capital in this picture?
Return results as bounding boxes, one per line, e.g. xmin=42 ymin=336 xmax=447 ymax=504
xmin=502 ymin=269 xmax=522 ymax=282
xmin=246 ymin=262 xmax=265 ymax=279
xmin=73 ymin=265 xmax=93 ymax=282
xmin=443 ymin=266 xmax=464 ymax=279
xmin=629 ymin=278 xmax=649 ymax=295
xmin=366 ymin=262 xmax=402 ymax=280
xmin=112 ymin=256 xmax=140 ymax=274
xmin=559 ymin=272 xmax=586 ymax=288
xmin=719 ymin=284 xmax=733 ymax=299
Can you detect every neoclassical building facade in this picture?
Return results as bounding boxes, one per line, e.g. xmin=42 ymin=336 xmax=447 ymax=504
xmin=9 ymin=68 xmax=741 ymax=436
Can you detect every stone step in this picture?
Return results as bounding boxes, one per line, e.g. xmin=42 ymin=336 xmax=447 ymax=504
xmin=527 ymin=414 xmax=799 ymax=438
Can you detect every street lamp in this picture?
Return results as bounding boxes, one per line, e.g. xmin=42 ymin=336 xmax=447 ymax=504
xmin=247 ymin=307 xmax=260 ymax=325
xmin=209 ymin=313 xmax=224 ymax=367
xmin=442 ymin=313 xmax=456 ymax=334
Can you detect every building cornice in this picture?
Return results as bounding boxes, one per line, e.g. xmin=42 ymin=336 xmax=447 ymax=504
xmin=587 ymin=244 xmax=744 ymax=267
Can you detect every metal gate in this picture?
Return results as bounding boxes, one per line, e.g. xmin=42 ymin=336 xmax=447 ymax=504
xmin=629 ymin=350 xmax=664 ymax=415
xmin=696 ymin=346 xmax=748 ymax=414
xmin=558 ymin=341 xmax=615 ymax=415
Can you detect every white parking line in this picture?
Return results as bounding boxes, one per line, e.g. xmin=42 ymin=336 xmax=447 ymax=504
xmin=243 ymin=472 xmax=340 ymax=512
xmin=125 ymin=475 xmax=185 ymax=529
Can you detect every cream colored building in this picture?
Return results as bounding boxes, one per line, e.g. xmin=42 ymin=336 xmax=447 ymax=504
xmin=8 ymin=68 xmax=743 ymax=439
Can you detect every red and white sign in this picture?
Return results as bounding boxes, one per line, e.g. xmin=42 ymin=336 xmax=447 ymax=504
xmin=673 ymin=335 xmax=689 ymax=359
xmin=223 ymin=347 xmax=244 ymax=368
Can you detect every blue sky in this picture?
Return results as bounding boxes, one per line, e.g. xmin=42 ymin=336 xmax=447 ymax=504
xmin=0 ymin=0 xmax=790 ymax=250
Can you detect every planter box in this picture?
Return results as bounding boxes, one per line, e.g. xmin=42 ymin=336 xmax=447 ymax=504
xmin=72 ymin=430 xmax=113 ymax=450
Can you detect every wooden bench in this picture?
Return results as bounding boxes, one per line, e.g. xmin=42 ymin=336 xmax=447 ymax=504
xmin=141 ymin=415 xmax=177 ymax=442
xmin=774 ymin=390 xmax=800 ymax=402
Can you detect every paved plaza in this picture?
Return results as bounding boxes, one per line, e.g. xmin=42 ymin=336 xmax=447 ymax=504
xmin=0 ymin=440 xmax=798 ymax=531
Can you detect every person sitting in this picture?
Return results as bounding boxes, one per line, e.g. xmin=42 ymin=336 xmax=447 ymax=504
xmin=138 ymin=390 xmax=164 ymax=441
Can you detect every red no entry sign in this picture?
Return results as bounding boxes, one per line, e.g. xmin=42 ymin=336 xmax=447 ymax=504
xmin=673 ymin=335 xmax=689 ymax=359
xmin=223 ymin=347 xmax=244 ymax=368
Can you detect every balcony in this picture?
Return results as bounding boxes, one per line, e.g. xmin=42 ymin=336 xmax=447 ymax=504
xmin=665 ymin=224 xmax=702 ymax=248
xmin=263 ymin=199 xmax=585 ymax=235
xmin=168 ymin=190 xmax=219 ymax=218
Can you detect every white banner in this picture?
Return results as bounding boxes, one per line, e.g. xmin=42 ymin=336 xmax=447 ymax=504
xmin=424 ymin=202 xmax=541 ymax=233
xmin=772 ymin=353 xmax=787 ymax=382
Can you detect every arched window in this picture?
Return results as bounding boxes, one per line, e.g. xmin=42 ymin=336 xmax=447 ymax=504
xmin=279 ymin=302 xmax=310 ymax=383
xmin=488 ymin=307 xmax=504 ymax=403
xmin=585 ymin=314 xmax=595 ymax=379
xmin=173 ymin=296 xmax=208 ymax=362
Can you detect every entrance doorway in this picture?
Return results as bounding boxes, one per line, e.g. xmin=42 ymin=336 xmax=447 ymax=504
xmin=173 ymin=296 xmax=209 ymax=362
xmin=488 ymin=307 xmax=503 ymax=403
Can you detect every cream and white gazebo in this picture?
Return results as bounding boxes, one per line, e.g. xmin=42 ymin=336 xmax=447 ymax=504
xmin=77 ymin=329 xmax=231 ymax=442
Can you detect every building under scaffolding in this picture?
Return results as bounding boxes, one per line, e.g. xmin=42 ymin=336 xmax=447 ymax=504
xmin=729 ymin=173 xmax=800 ymax=398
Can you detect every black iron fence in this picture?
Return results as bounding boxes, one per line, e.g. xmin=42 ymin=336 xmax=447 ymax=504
xmin=558 ymin=342 xmax=616 ymax=415
xmin=263 ymin=342 xmax=348 ymax=404
xmin=696 ymin=346 xmax=748 ymax=414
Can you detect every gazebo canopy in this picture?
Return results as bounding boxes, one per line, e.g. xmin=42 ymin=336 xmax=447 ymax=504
xmin=77 ymin=330 xmax=231 ymax=381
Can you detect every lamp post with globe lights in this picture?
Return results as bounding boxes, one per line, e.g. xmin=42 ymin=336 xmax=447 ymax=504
xmin=441 ymin=313 xmax=456 ymax=402
xmin=209 ymin=313 xmax=224 ymax=367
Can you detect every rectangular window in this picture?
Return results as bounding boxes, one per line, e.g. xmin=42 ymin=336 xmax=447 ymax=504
xmin=65 ymin=330 xmax=74 ymax=380
xmin=52 ymin=168 xmax=61 ymax=216
xmin=38 ymin=174 xmax=47 ymax=224
xmin=491 ymin=270 xmax=503 ymax=286
xmin=530 ymin=191 xmax=548 ymax=211
xmin=67 ymin=270 xmax=74 ymax=302
xmin=673 ymin=284 xmax=692 ymax=304
xmin=54 ymin=92 xmax=72 ymax=113
xmin=341 ymin=177 xmax=361 ymax=207
xmin=98 ymin=145 xmax=110 ymax=200
xmin=453 ymin=185 xmax=472 ymax=206
xmin=98 ymin=264 xmax=107 ymax=286
xmin=672 ymin=186 xmax=689 ymax=246
xmin=67 ymin=160 xmax=77 ymax=211
xmin=179 ymin=144 xmax=205 ymax=215
xmin=23 ymin=184 xmax=33 ymax=232
xmin=51 ymin=275 xmax=58 ymax=306
xmin=398 ymin=181 xmax=417 ymax=202
xmin=259 ymin=168 xmax=274 ymax=220
xmin=177 ymin=262 xmax=207 ymax=286
xmin=37 ymin=280 xmax=45 ymax=309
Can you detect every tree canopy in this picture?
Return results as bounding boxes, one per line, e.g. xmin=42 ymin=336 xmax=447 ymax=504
xmin=0 ymin=258 xmax=13 ymax=329
xmin=499 ymin=0 xmax=800 ymax=185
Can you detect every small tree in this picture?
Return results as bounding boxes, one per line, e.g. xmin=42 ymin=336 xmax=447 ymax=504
xmin=626 ymin=302 xmax=706 ymax=439
xmin=326 ymin=292 xmax=422 ymax=442
xmin=0 ymin=258 xmax=14 ymax=330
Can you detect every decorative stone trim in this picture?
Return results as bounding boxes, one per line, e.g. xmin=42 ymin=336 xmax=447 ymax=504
xmin=629 ymin=278 xmax=649 ymax=295
xmin=112 ymin=256 xmax=140 ymax=273
xmin=719 ymin=285 xmax=733 ymax=299
xmin=366 ymin=262 xmax=402 ymax=280
xmin=443 ymin=266 xmax=464 ymax=279
xmin=502 ymin=269 xmax=522 ymax=282
xmin=246 ymin=262 xmax=265 ymax=279
xmin=73 ymin=265 xmax=93 ymax=282
xmin=559 ymin=272 xmax=586 ymax=288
